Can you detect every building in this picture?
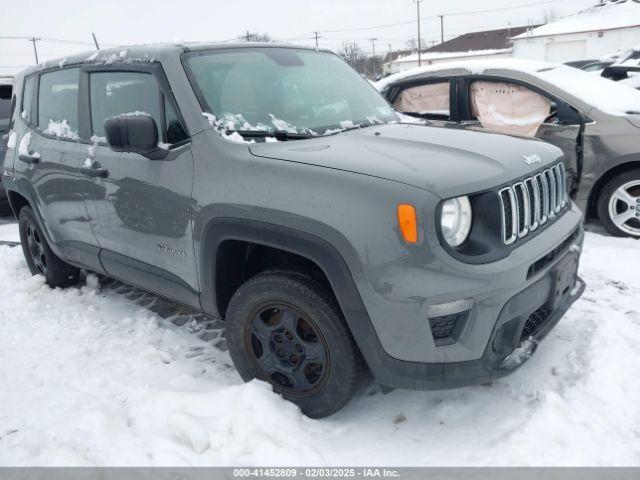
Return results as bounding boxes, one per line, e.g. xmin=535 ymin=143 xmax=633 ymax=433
xmin=386 ymin=25 xmax=536 ymax=74
xmin=511 ymin=0 xmax=640 ymax=63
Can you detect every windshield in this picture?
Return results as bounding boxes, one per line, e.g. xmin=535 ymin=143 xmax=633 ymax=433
xmin=184 ymin=47 xmax=397 ymax=137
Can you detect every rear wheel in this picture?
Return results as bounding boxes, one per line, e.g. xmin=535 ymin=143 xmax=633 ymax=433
xmin=18 ymin=206 xmax=80 ymax=287
xmin=225 ymin=270 xmax=365 ymax=418
xmin=597 ymin=169 xmax=640 ymax=238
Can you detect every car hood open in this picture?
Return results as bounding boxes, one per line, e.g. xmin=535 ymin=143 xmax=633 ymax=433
xmin=249 ymin=123 xmax=563 ymax=199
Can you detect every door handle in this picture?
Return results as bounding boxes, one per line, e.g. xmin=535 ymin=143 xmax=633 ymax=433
xmin=80 ymin=166 xmax=109 ymax=178
xmin=19 ymin=153 xmax=41 ymax=164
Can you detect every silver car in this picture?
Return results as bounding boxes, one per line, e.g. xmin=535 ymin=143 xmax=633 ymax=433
xmin=378 ymin=59 xmax=640 ymax=238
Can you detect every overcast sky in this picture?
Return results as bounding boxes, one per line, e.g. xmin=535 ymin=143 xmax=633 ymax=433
xmin=0 ymin=0 xmax=595 ymax=74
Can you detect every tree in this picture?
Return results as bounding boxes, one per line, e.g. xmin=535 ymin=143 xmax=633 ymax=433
xmin=405 ymin=38 xmax=426 ymax=52
xmin=338 ymin=41 xmax=365 ymax=69
xmin=240 ymin=32 xmax=272 ymax=42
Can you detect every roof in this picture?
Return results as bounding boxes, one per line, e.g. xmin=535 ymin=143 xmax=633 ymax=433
xmin=391 ymin=26 xmax=538 ymax=65
xmin=512 ymin=0 xmax=640 ymax=39
xmin=15 ymin=42 xmax=324 ymax=77
xmin=423 ymin=26 xmax=538 ymax=53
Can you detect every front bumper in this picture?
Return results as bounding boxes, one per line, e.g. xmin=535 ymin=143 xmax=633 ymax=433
xmin=356 ymin=204 xmax=586 ymax=390
xmin=370 ymin=254 xmax=585 ymax=391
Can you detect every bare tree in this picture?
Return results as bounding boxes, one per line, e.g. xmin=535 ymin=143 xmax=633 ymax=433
xmin=405 ymin=38 xmax=426 ymax=52
xmin=240 ymin=32 xmax=272 ymax=42
xmin=339 ymin=41 xmax=365 ymax=69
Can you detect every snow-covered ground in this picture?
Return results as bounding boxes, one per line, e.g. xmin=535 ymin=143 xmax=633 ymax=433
xmin=0 ymin=222 xmax=639 ymax=466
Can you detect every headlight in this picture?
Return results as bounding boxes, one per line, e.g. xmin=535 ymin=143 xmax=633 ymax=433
xmin=441 ymin=196 xmax=472 ymax=247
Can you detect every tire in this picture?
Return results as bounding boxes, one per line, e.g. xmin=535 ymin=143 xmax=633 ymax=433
xmin=18 ymin=206 xmax=80 ymax=287
xmin=597 ymin=168 xmax=640 ymax=238
xmin=225 ymin=270 xmax=365 ymax=418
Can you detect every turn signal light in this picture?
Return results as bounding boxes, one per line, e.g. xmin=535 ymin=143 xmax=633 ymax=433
xmin=397 ymin=204 xmax=418 ymax=244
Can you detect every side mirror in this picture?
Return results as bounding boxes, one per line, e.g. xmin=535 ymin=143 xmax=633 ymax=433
xmin=104 ymin=114 xmax=167 ymax=160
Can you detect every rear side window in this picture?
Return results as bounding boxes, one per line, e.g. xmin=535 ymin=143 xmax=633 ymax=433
xmin=0 ymin=84 xmax=11 ymax=133
xmin=38 ymin=68 xmax=80 ymax=139
xmin=21 ymin=75 xmax=37 ymax=124
xmin=394 ymin=81 xmax=451 ymax=119
xmin=89 ymin=71 xmax=187 ymax=144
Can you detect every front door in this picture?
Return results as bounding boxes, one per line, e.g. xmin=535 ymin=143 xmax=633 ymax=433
xmin=81 ymin=65 xmax=199 ymax=304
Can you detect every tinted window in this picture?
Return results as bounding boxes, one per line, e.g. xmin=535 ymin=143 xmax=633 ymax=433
xmin=90 ymin=71 xmax=186 ymax=144
xmin=21 ymin=76 xmax=36 ymax=124
xmin=38 ymin=68 xmax=80 ymax=139
xmin=0 ymin=84 xmax=11 ymax=133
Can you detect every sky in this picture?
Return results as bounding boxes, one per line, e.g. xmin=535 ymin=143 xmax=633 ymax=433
xmin=0 ymin=0 xmax=596 ymax=74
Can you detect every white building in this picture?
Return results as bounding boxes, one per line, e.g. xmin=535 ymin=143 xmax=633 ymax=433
xmin=512 ymin=0 xmax=640 ymax=62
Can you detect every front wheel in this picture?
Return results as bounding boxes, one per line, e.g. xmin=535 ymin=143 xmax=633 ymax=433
xmin=597 ymin=169 xmax=640 ymax=238
xmin=225 ymin=270 xmax=365 ymax=418
xmin=18 ymin=206 xmax=80 ymax=287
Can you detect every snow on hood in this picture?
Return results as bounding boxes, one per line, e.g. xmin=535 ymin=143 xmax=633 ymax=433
xmin=512 ymin=0 xmax=640 ymax=39
xmin=376 ymin=59 xmax=640 ymax=116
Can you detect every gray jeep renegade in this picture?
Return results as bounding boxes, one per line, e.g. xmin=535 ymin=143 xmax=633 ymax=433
xmin=2 ymin=43 xmax=585 ymax=417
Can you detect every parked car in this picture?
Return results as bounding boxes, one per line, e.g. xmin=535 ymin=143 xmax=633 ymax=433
xmin=564 ymin=59 xmax=599 ymax=69
xmin=602 ymin=46 xmax=640 ymax=82
xmin=0 ymin=76 xmax=13 ymax=212
xmin=377 ymin=59 xmax=640 ymax=238
xmin=580 ymin=61 xmax=615 ymax=73
xmin=3 ymin=44 xmax=584 ymax=417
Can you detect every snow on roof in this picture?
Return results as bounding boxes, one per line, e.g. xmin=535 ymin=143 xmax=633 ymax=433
xmin=512 ymin=0 xmax=640 ymax=39
xmin=376 ymin=58 xmax=640 ymax=115
xmin=376 ymin=59 xmax=554 ymax=90
xmin=393 ymin=48 xmax=510 ymax=64
xmin=620 ymin=74 xmax=640 ymax=88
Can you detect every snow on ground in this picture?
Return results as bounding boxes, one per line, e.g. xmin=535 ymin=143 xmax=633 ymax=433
xmin=0 ymin=221 xmax=19 ymax=242
xmin=0 ymin=229 xmax=639 ymax=466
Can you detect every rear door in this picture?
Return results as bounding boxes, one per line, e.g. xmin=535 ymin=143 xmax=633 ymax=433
xmin=387 ymin=78 xmax=458 ymax=127
xmin=81 ymin=63 xmax=198 ymax=304
xmin=14 ymin=67 xmax=101 ymax=270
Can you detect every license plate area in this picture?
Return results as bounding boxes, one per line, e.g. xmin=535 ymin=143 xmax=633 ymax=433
xmin=548 ymin=253 xmax=579 ymax=310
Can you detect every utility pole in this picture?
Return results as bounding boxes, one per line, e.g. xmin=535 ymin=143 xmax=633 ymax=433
xmin=92 ymin=33 xmax=100 ymax=50
xmin=412 ymin=0 xmax=423 ymax=67
xmin=313 ymin=31 xmax=321 ymax=49
xmin=370 ymin=37 xmax=378 ymax=78
xmin=439 ymin=15 xmax=444 ymax=44
xmin=28 ymin=37 xmax=41 ymax=64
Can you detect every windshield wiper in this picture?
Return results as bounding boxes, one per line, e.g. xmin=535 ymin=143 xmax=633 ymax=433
xmin=229 ymin=129 xmax=315 ymax=141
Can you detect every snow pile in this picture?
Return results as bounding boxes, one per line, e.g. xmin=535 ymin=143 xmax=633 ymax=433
xmin=17 ymin=131 xmax=39 ymax=159
xmin=0 ymin=230 xmax=640 ymax=465
xmin=513 ymin=0 xmax=640 ymax=39
xmin=44 ymin=120 xmax=80 ymax=141
xmin=6 ymin=130 xmax=17 ymax=149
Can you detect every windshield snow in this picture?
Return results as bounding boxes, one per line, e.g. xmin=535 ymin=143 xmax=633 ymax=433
xmin=185 ymin=47 xmax=397 ymax=137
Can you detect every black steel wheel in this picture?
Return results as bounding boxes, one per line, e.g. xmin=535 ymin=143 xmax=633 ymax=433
xmin=18 ymin=206 xmax=80 ymax=287
xmin=248 ymin=302 xmax=329 ymax=394
xmin=226 ymin=270 xmax=365 ymax=418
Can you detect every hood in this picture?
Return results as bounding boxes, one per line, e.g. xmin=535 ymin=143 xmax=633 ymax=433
xmin=249 ymin=123 xmax=563 ymax=199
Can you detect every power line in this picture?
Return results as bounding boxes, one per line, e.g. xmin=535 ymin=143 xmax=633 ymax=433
xmin=315 ymin=0 xmax=573 ymax=34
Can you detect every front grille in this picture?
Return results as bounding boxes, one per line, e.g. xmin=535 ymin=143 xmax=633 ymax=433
xmin=520 ymin=306 xmax=551 ymax=342
xmin=498 ymin=163 xmax=568 ymax=246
